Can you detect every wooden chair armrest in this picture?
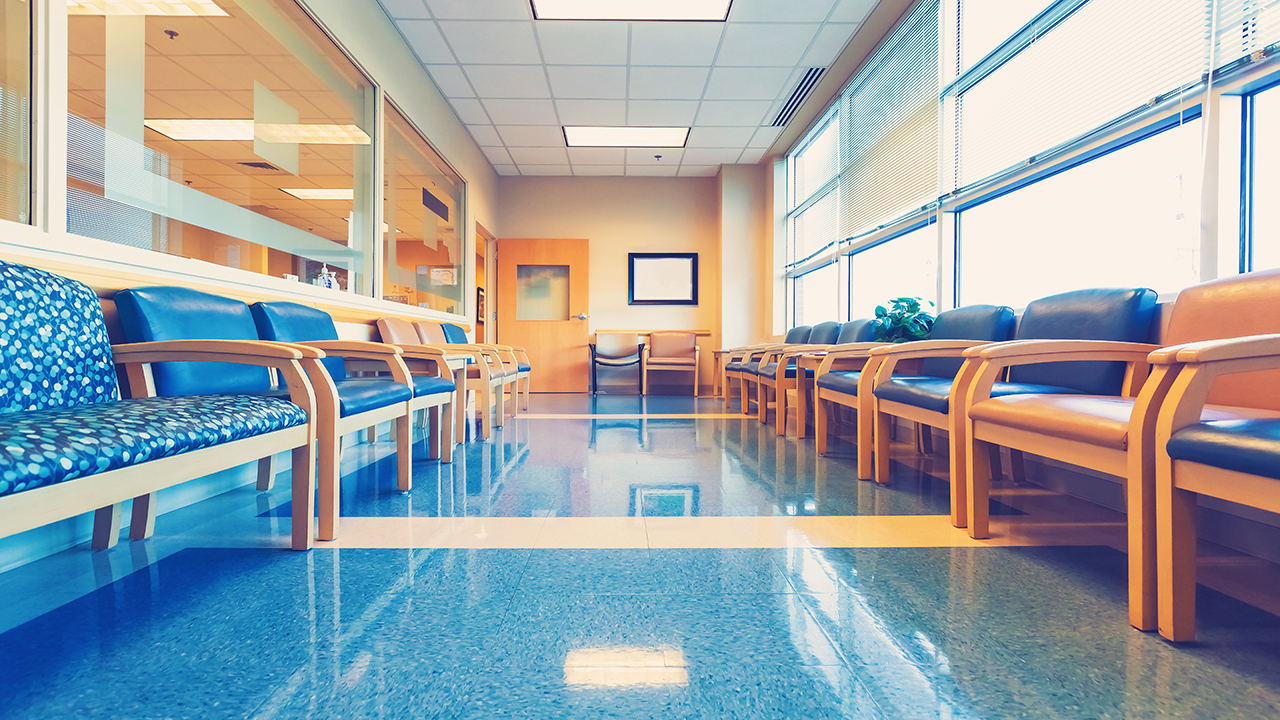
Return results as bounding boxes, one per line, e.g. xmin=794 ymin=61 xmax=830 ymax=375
xmin=970 ymin=339 xmax=1160 ymax=361
xmin=301 ymin=340 xmax=403 ymax=357
xmin=869 ymin=339 xmax=996 ymax=358
xmin=111 ymin=340 xmax=308 ymax=362
xmin=825 ymin=342 xmax=884 ymax=358
xmin=1171 ymin=333 xmax=1280 ymax=364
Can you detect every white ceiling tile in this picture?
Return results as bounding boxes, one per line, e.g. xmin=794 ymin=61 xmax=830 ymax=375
xmin=729 ymin=0 xmax=837 ymax=23
xmin=828 ymin=0 xmax=878 ymax=23
xmin=494 ymin=164 xmax=520 ymax=175
xmin=397 ymin=20 xmax=456 ymax=64
xmin=803 ymin=24 xmax=859 ymax=67
xmin=629 ymin=23 xmax=725 ymax=66
xmin=425 ymin=0 xmax=530 ymax=19
xmin=547 ymin=66 xmax=628 ymax=99
xmin=748 ymin=125 xmax=784 ymax=148
xmin=482 ymin=99 xmax=559 ymax=125
xmin=678 ymin=165 xmax=722 ymax=176
xmin=738 ymin=148 xmax=767 ymax=163
xmin=556 ymin=99 xmax=626 ymax=125
xmin=568 ymin=147 xmax=627 ymax=164
xmin=573 ymin=165 xmax=626 ymax=176
xmin=704 ymin=67 xmax=793 ymax=101
xmin=481 ymin=146 xmax=513 ymax=164
xmin=425 ymin=64 xmax=474 ymax=97
xmin=537 ymin=22 xmax=629 ymax=65
xmin=378 ymin=0 xmax=431 ymax=20
xmin=627 ymin=148 xmax=683 ymax=165
xmin=629 ymin=67 xmax=711 ymax=100
xmin=518 ymin=164 xmax=574 ymax=175
xmin=465 ymin=66 xmax=551 ymax=98
xmin=695 ymin=100 xmax=772 ymax=125
xmin=467 ymin=124 xmax=503 ymax=145
xmin=440 ymin=22 xmax=541 ymax=64
xmin=497 ymin=125 xmax=566 ymax=147
xmin=627 ymin=100 xmax=700 ymax=126
xmin=449 ymin=98 xmax=490 ymax=124
xmin=626 ymin=165 xmax=680 ymax=176
xmin=682 ymin=148 xmax=745 ymax=164
xmin=716 ymin=23 xmax=820 ymax=67
xmin=685 ymin=126 xmax=756 ymax=148
xmin=509 ymin=147 xmax=570 ymax=164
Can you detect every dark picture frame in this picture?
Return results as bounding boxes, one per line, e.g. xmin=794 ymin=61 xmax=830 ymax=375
xmin=628 ymin=253 xmax=698 ymax=305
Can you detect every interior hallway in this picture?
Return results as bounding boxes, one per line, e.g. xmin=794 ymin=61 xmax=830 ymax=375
xmin=2 ymin=395 xmax=1280 ymax=719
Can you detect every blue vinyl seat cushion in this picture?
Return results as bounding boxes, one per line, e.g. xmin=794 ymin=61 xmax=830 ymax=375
xmin=411 ymin=374 xmax=455 ymax=397
xmin=0 ymin=394 xmax=307 ymax=498
xmin=725 ymin=361 xmax=756 ymax=373
xmin=875 ymin=376 xmax=1085 ymax=415
xmin=518 ymin=362 xmax=531 ymax=372
xmin=816 ymin=371 xmax=861 ymax=395
xmin=442 ymin=324 xmax=469 ymax=344
xmin=1167 ymin=419 xmax=1280 ymax=481
xmin=757 ymin=363 xmax=812 ymax=380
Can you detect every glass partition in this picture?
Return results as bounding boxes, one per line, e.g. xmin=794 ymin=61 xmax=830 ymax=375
xmin=1 ymin=0 xmax=30 ymax=224
xmin=66 ymin=0 xmax=376 ymax=293
xmin=382 ymin=100 xmax=464 ymax=312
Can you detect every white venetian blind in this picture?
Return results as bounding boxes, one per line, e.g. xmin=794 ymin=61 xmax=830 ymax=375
xmin=955 ymin=0 xmax=1210 ymax=189
xmin=791 ymin=116 xmax=839 ymax=209
xmin=1214 ymin=0 xmax=1280 ymax=68
xmin=838 ymin=0 xmax=940 ymax=239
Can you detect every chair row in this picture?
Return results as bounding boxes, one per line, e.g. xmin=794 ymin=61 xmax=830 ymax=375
xmin=0 ymin=260 xmax=530 ymax=555
xmin=719 ymin=270 xmax=1280 ymax=643
xmin=589 ymin=331 xmax=700 ymax=395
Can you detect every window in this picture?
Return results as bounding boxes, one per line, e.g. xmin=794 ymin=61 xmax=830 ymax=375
xmin=959 ymin=120 xmax=1202 ymax=308
xmin=1251 ymin=85 xmax=1280 ymax=271
xmin=67 ymin=1 xmax=376 ymax=293
xmin=382 ymin=100 xmax=464 ymax=313
xmin=1 ymin=0 xmax=30 ymax=224
xmin=791 ymin=116 xmax=838 ymax=210
xmin=955 ymin=0 xmax=1053 ymax=74
xmin=848 ymin=224 xmax=938 ymax=321
xmin=793 ymin=263 xmax=839 ymax=327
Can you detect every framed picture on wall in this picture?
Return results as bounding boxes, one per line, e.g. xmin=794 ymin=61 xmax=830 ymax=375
xmin=628 ymin=253 xmax=698 ymax=305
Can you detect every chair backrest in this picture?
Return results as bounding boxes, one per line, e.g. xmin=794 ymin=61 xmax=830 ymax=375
xmin=836 ymin=319 xmax=875 ymax=344
xmin=414 ymin=320 xmax=448 ymax=344
xmin=115 ymin=287 xmax=273 ymax=397
xmin=441 ymin=323 xmax=469 ymax=344
xmin=0 ymin=261 xmax=120 ymax=412
xmin=920 ymin=304 xmax=1017 ymax=379
xmin=595 ymin=332 xmax=640 ymax=359
xmin=784 ymin=325 xmax=812 ymax=343
xmin=1162 ymin=268 xmax=1280 ymax=410
xmin=377 ymin=316 xmax=422 ymax=346
xmin=250 ymin=301 xmax=346 ymax=381
xmin=648 ymin=331 xmax=696 ymax=359
xmin=1008 ymin=288 xmax=1158 ymax=395
xmin=807 ymin=321 xmax=841 ymax=345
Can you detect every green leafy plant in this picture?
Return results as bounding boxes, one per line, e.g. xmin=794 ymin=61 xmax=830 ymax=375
xmin=873 ymin=297 xmax=935 ymax=343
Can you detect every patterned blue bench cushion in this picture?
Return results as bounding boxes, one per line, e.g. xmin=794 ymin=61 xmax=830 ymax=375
xmin=0 ymin=394 xmax=307 ymax=498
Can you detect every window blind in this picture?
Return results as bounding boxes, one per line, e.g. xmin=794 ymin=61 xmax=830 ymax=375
xmin=838 ymin=0 xmax=940 ymax=239
xmin=1214 ymin=0 xmax=1280 ymax=69
xmin=790 ymin=187 xmax=839 ymax=267
xmin=955 ymin=0 xmax=1209 ymax=189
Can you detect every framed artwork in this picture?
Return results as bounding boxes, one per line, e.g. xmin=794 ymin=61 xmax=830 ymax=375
xmin=628 ymin=252 xmax=698 ymax=305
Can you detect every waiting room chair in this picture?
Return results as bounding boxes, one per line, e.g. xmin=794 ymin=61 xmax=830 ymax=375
xmin=724 ymin=325 xmax=813 ymax=414
xmin=441 ymin=322 xmax=527 ymax=415
xmin=591 ymin=332 xmax=644 ymax=394
xmin=642 ymin=331 xmax=699 ymax=395
xmin=793 ymin=319 xmax=877 ymax=440
xmin=414 ymin=320 xmax=511 ymax=438
xmin=0 ymin=263 xmax=318 ymax=551
xmin=750 ymin=320 xmax=845 ymax=434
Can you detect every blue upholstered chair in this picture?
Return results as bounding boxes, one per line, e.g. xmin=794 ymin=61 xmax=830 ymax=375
xmin=248 ymin=301 xmax=455 ymax=539
xmin=749 ymin=320 xmax=853 ymax=434
xmin=723 ymin=325 xmax=813 ymax=414
xmin=442 ymin=322 xmax=524 ymax=415
xmin=414 ymin=319 xmax=514 ymax=438
xmin=0 ymin=267 xmax=319 ymax=551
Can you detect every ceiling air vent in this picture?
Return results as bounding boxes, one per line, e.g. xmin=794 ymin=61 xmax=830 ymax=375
xmin=238 ymin=161 xmax=280 ymax=171
xmin=771 ymin=68 xmax=825 ymax=128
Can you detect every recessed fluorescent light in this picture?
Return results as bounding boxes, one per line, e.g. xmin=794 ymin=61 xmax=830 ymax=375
xmin=532 ymin=0 xmax=731 ymax=21
xmin=563 ymin=126 xmax=689 ymax=148
xmin=143 ymin=119 xmax=370 ymax=145
xmin=280 ymin=188 xmax=354 ymax=201
xmin=68 ymin=0 xmax=230 ymax=16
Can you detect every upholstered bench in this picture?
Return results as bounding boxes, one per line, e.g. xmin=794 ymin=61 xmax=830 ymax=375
xmin=0 ymin=262 xmax=318 ymax=551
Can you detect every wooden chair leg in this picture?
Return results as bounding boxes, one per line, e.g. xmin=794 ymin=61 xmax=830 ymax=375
xmin=427 ymin=405 xmax=441 ymax=460
xmin=441 ymin=398 xmax=455 ymax=464
xmin=256 ymin=456 xmax=277 ymax=491
xmin=1158 ymin=479 xmax=1200 ymax=642
xmin=480 ymin=386 xmax=493 ymax=439
xmin=92 ymin=503 xmax=123 ymax=550
xmin=874 ymin=408 xmax=893 ymax=485
xmin=365 ymin=426 xmax=377 ymax=443
xmin=968 ymin=438 xmax=994 ymax=539
xmin=495 ymin=382 xmax=506 ymax=428
xmin=290 ymin=439 xmax=315 ymax=550
xmin=128 ymin=492 xmax=158 ymax=540
xmin=523 ymin=376 xmax=531 ymax=410
xmin=317 ymin=427 xmax=341 ymax=542
xmin=758 ymin=382 xmax=770 ymax=423
xmin=797 ymin=380 xmax=809 ymax=439
xmin=396 ymin=413 xmax=412 ymax=492
xmin=1010 ymin=448 xmax=1026 ymax=483
xmin=919 ymin=424 xmax=934 ymax=454
xmin=857 ymin=401 xmax=875 ymax=481
xmin=816 ymin=394 xmax=829 ymax=455
xmin=741 ymin=377 xmax=750 ymax=415
xmin=987 ymin=444 xmax=1003 ymax=483
xmin=776 ymin=384 xmax=788 ymax=435
xmin=948 ymin=410 xmax=969 ymax=528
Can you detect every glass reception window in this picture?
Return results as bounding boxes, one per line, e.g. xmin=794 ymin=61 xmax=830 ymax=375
xmin=382 ymin=100 xmax=464 ymax=312
xmin=516 ymin=265 xmax=569 ymax=321
xmin=66 ymin=0 xmax=376 ymax=293
xmin=1 ymin=0 xmax=30 ymax=224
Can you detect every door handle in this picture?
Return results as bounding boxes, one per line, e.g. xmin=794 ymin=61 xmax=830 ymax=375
xmin=573 ymin=313 xmax=588 ymax=320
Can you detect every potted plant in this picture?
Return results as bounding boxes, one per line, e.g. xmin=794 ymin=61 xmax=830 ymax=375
xmin=873 ymin=296 xmax=935 ymax=343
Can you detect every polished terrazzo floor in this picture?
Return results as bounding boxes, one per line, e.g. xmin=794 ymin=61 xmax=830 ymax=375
xmin=3 ymin=394 xmax=1280 ymax=718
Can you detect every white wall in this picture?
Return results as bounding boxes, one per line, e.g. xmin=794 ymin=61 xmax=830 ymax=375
xmin=719 ymin=164 xmax=769 ymax=347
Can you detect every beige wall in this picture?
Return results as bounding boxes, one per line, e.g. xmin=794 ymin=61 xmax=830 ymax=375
xmin=497 ymin=176 xmax=722 ymax=388
xmin=719 ymin=164 xmax=769 ymax=347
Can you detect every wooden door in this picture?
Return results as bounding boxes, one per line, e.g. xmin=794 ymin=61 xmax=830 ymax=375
xmin=496 ymin=238 xmax=590 ymax=392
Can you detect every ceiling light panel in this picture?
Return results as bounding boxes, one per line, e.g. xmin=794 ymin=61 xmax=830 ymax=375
xmin=68 ymin=0 xmax=229 ymax=16
xmin=532 ymin=0 xmax=732 ymax=21
xmin=565 ymin=126 xmax=689 ymax=148
xmin=144 ymin=120 xmax=371 ymax=145
xmin=280 ymin=188 xmax=354 ymax=200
